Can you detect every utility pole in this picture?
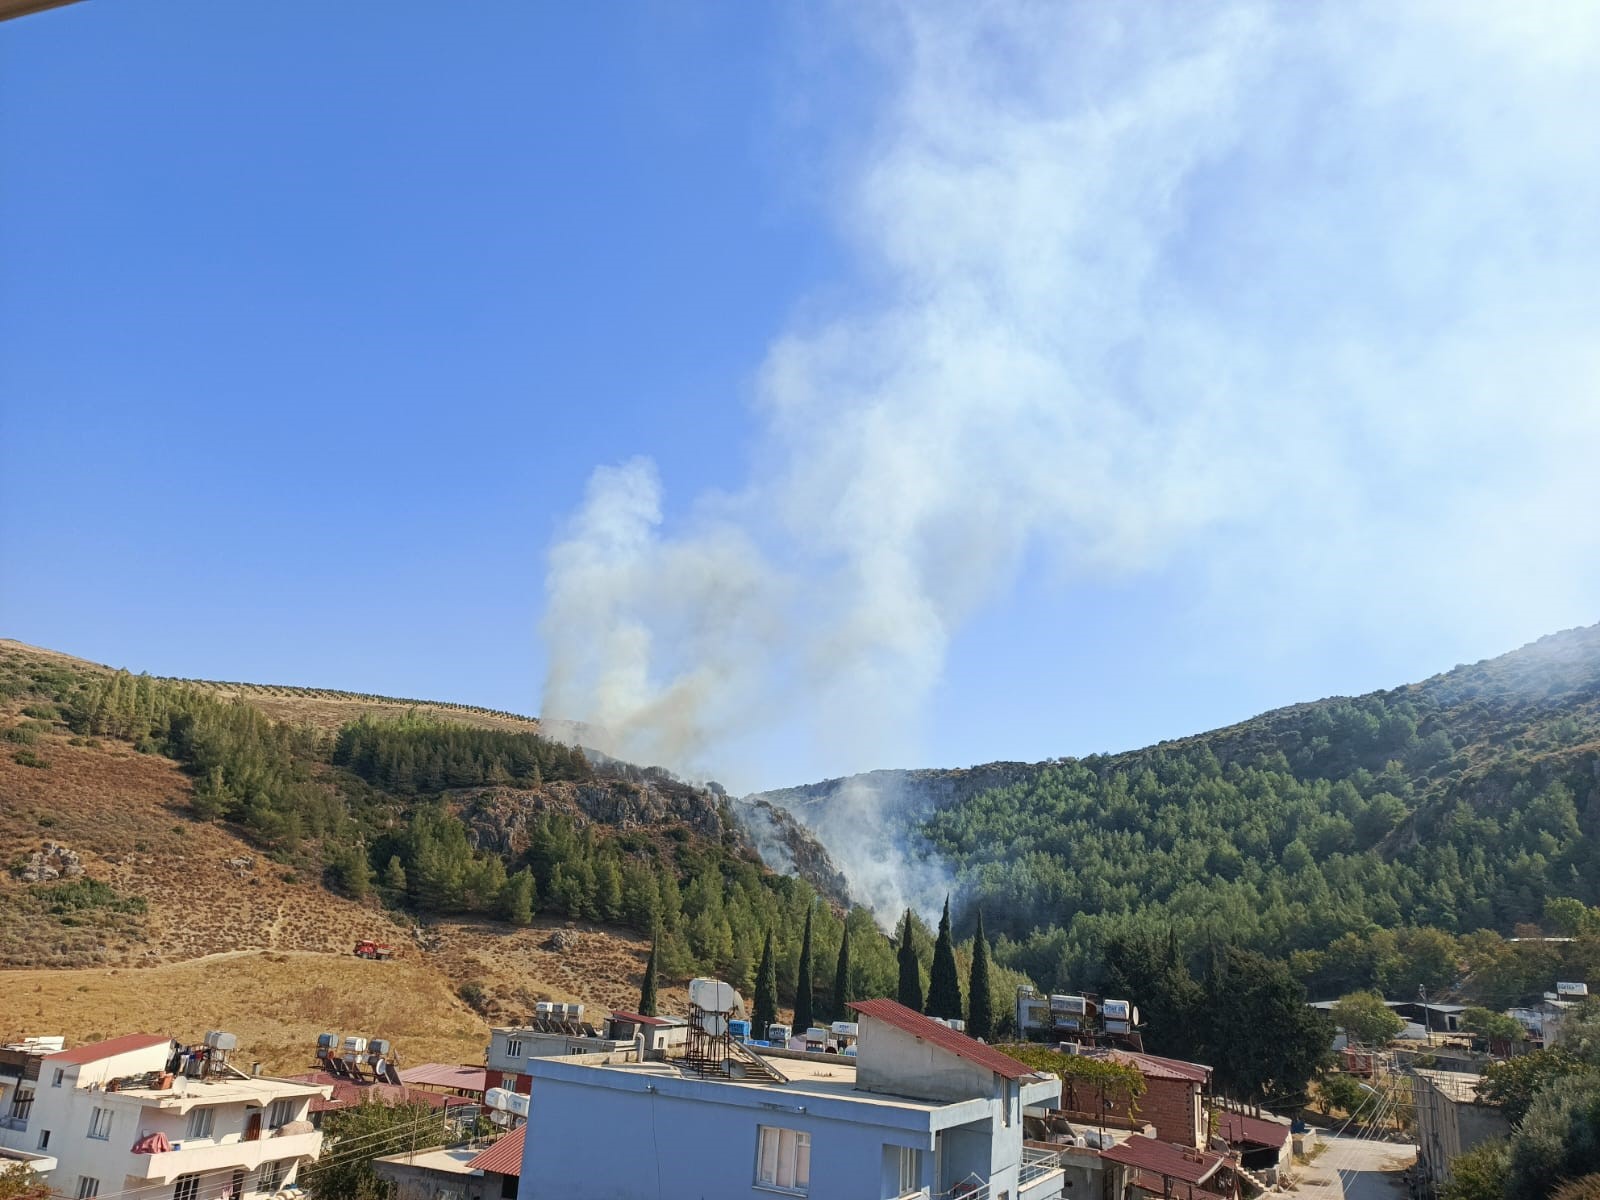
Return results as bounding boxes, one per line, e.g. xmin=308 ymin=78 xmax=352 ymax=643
xmin=1418 ymin=985 xmax=1433 ymax=1048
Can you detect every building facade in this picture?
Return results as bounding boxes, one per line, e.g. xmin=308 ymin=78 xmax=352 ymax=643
xmin=0 ymin=1034 xmax=327 ymax=1200
xmin=516 ymin=997 xmax=1062 ymax=1200
xmin=1412 ymin=1068 xmax=1511 ymax=1192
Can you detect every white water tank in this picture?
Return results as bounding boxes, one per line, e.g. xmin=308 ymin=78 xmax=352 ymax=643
xmin=485 ymin=1088 xmax=530 ymax=1119
xmin=689 ymin=978 xmax=738 ymax=1013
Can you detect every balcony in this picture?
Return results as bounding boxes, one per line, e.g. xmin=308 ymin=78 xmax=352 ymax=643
xmin=1019 ymin=1146 xmax=1066 ymax=1200
xmin=130 ymin=1129 xmax=323 ymax=1181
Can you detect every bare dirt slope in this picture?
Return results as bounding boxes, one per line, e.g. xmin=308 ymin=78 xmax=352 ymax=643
xmin=422 ymin=916 xmax=686 ymax=1023
xmin=0 ymin=729 xmax=404 ymax=966
xmin=0 ymin=950 xmax=488 ymax=1075
xmin=0 ymin=663 xmax=662 ymax=1066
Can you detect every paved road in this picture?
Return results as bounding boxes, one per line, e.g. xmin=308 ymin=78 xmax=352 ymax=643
xmin=1291 ymin=1133 xmax=1417 ymax=1200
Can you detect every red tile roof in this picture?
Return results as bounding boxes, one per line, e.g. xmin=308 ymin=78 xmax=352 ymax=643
xmin=465 ymin=1126 xmax=524 ymax=1178
xmin=45 ymin=1035 xmax=169 ymax=1065
xmin=284 ymin=1072 xmax=468 ymax=1114
xmin=398 ymin=1063 xmax=488 ymax=1093
xmin=848 ymin=999 xmax=1040 ymax=1081
xmin=1217 ymin=1111 xmax=1289 ymax=1149
xmin=1101 ymin=1137 xmax=1227 ymax=1186
xmin=1099 ymin=1049 xmax=1212 ymax=1084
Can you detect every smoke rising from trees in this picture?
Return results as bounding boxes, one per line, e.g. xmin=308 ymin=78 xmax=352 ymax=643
xmin=539 ymin=3 xmax=1600 ymax=913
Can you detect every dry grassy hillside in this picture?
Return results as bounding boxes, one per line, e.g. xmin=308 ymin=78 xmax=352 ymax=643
xmin=0 ymin=644 xmax=673 ymax=1063
xmin=0 ymin=731 xmax=405 ymax=966
xmin=0 ymin=638 xmax=542 ymax=737
xmin=0 ymin=951 xmax=488 ymax=1075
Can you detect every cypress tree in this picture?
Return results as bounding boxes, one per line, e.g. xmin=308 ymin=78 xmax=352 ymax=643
xmin=896 ymin=909 xmax=924 ymax=1012
xmin=794 ymin=904 xmax=815 ymax=1033
xmin=832 ymin=923 xmax=852 ymax=1022
xmin=967 ymin=908 xmax=994 ymax=1040
xmin=754 ymin=928 xmax=779 ymax=1036
xmin=639 ymin=939 xmax=659 ymax=1016
xmin=927 ymin=895 xmax=963 ymax=1019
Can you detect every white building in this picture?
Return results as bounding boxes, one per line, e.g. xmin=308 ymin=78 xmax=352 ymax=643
xmin=517 ymin=996 xmax=1064 ymax=1200
xmin=484 ymin=1011 xmax=687 ymax=1093
xmin=0 ymin=1034 xmax=328 ymax=1200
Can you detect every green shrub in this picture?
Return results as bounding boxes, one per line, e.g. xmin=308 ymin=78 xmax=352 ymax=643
xmin=12 ymin=750 xmax=47 ymax=769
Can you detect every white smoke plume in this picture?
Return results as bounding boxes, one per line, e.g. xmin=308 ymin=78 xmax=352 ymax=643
xmin=540 ymin=2 xmax=1600 ymax=919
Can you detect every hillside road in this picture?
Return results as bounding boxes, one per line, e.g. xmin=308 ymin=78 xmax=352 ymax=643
xmin=1292 ymin=1133 xmax=1417 ymax=1200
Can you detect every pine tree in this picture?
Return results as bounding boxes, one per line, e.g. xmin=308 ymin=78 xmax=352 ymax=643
xmin=794 ymin=905 xmax=815 ymax=1033
xmin=967 ymin=909 xmax=994 ymax=1040
xmin=500 ymin=868 xmax=536 ymax=925
xmin=927 ymin=895 xmax=963 ymax=1019
xmin=897 ymin=909 xmax=924 ymax=1011
xmin=639 ymin=939 xmax=659 ymax=1017
xmin=832 ymin=923 xmax=852 ymax=1022
xmin=383 ymin=855 xmax=408 ymax=899
xmin=754 ymin=928 xmax=779 ymax=1035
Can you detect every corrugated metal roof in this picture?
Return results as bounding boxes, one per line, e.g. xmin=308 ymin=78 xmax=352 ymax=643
xmin=465 ymin=1127 xmax=524 ymax=1178
xmin=1099 ymin=1049 xmax=1212 ymax=1084
xmin=398 ymin=1063 xmax=488 ymax=1093
xmin=1101 ymin=1136 xmax=1226 ymax=1184
xmin=848 ymin=999 xmax=1039 ymax=1081
xmin=45 ymin=1035 xmax=169 ymax=1065
xmin=609 ymin=1010 xmax=673 ymax=1028
xmin=284 ymin=1072 xmax=467 ymax=1113
xmin=1217 ymin=1111 xmax=1288 ymax=1148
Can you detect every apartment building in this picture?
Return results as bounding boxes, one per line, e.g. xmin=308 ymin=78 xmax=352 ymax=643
xmin=516 ymin=996 xmax=1064 ymax=1200
xmin=0 ymin=1034 xmax=328 ymax=1200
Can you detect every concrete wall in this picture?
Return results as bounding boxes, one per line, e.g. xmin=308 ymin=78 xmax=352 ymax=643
xmin=373 ymin=1155 xmax=489 ymax=1200
xmin=854 ymin=1020 xmax=997 ymax=1105
xmin=1413 ymin=1073 xmax=1510 ymax=1187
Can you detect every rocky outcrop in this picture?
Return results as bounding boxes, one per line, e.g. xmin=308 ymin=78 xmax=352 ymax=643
xmin=729 ymin=797 xmax=852 ymax=908
xmin=460 ymin=774 xmax=728 ymax=859
xmin=455 ymin=770 xmax=854 ymax=909
xmin=15 ymin=841 xmax=85 ymax=882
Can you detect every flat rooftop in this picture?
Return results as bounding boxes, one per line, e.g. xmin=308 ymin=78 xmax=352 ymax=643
xmin=374 ymin=1147 xmax=481 ymax=1177
xmin=567 ymin=1054 xmax=965 ymax=1114
xmin=1414 ymin=1069 xmax=1491 ymax=1104
xmin=108 ymin=1075 xmax=326 ymax=1106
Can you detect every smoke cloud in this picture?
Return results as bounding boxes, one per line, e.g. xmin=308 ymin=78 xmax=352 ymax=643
xmin=539 ymin=2 xmax=1600 ymax=918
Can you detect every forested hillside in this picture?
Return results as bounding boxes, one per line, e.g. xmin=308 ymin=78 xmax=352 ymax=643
xmin=0 ymin=641 xmax=929 ymax=1023
xmin=755 ymin=624 xmax=1600 ymax=1006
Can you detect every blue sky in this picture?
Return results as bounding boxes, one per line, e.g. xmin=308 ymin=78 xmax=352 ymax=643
xmin=5 ymin=2 xmax=1600 ymax=792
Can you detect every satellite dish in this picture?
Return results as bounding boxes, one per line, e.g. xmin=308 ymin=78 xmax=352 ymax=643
xmin=1132 ymin=1007 xmax=1141 ymax=1026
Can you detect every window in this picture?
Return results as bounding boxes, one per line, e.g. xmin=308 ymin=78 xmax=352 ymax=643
xmin=258 ymin=1160 xmax=286 ymax=1192
xmin=505 ymin=1039 xmax=524 ymax=1059
xmin=37 ymin=1130 xmax=50 ymax=1150
xmin=230 ymin=1170 xmax=245 ymax=1200
xmin=76 ymin=1178 xmax=100 ymax=1199
xmin=267 ymin=1098 xmax=295 ymax=1129
xmin=894 ymin=1147 xmax=921 ymax=1195
xmin=51 ymin=1069 xmax=64 ymax=1088
xmin=173 ymin=1175 xmax=199 ymax=1200
xmin=755 ymin=1126 xmax=810 ymax=1194
xmin=9 ymin=1087 xmax=33 ymax=1122
xmin=186 ymin=1106 xmax=215 ymax=1140
xmin=87 ymin=1106 xmax=113 ymax=1140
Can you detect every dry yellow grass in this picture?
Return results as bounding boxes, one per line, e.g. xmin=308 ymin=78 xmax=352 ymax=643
xmin=0 ymin=639 xmax=690 ymax=1064
xmin=0 ymin=950 xmax=488 ymax=1075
